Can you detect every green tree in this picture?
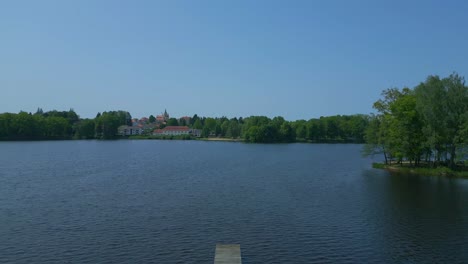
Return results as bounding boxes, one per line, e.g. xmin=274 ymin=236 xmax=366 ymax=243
xmin=204 ymin=118 xmax=216 ymax=134
xmin=44 ymin=116 xmax=70 ymax=138
xmin=387 ymin=88 xmax=425 ymax=165
xmin=74 ymin=119 xmax=96 ymax=139
xmin=443 ymin=73 xmax=468 ymax=167
xmin=167 ymin=118 xmax=179 ymax=126
xmin=201 ymin=126 xmax=210 ymax=137
xmin=364 ymin=74 xmax=468 ymax=168
xmin=0 ymin=113 xmax=13 ymax=138
xmin=414 ymin=76 xmax=448 ymax=164
xmin=215 ymin=124 xmax=222 ymax=136
xmin=221 ymin=120 xmax=230 ymax=137
xmin=245 ymin=126 xmax=261 ymax=142
xmin=34 ymin=108 xmax=44 ymax=115
xmin=279 ymin=122 xmax=295 ymax=142
xmin=364 ymin=115 xmax=388 ymax=163
xmin=95 ymin=111 xmax=130 ymax=139
xmin=191 ymin=114 xmax=199 ymax=126
xmin=229 ymin=119 xmax=241 ymax=138
xmin=293 ymin=121 xmax=307 ymax=139
xmin=193 ymin=119 xmax=203 ymax=129
xmin=11 ymin=112 xmax=36 ymax=138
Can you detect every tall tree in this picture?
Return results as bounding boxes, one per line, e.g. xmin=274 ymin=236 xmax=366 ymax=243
xmin=443 ymin=73 xmax=468 ymax=167
xmin=149 ymin=115 xmax=156 ymax=123
xmin=193 ymin=119 xmax=203 ymax=129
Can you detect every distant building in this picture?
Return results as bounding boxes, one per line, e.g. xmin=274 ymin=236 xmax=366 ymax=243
xmin=140 ymin=117 xmax=149 ymax=123
xmin=191 ymin=129 xmax=201 ymax=137
xmin=153 ymin=126 xmax=189 ymax=136
xmin=153 ymin=126 xmax=201 ymax=137
xmin=179 ymin=116 xmax=191 ymax=125
xmin=141 ymin=124 xmax=157 ymax=130
xmin=156 ymin=109 xmax=170 ymax=123
xmin=156 ymin=115 xmax=165 ymax=123
xmin=118 ymin=125 xmax=144 ymax=136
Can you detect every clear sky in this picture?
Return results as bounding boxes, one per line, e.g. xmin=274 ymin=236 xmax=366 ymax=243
xmin=1 ymin=0 xmax=467 ymax=120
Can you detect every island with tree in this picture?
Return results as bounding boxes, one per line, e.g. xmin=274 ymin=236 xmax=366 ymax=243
xmin=364 ymin=73 xmax=468 ymax=177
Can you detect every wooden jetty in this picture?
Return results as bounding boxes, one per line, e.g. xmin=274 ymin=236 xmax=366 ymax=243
xmin=214 ymin=244 xmax=242 ymax=264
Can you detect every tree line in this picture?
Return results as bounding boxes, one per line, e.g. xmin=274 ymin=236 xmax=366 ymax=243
xmin=365 ymin=73 xmax=468 ymax=169
xmin=0 ymin=108 xmax=369 ymax=143
xmin=158 ymin=114 xmax=368 ymax=143
xmin=0 ymin=109 xmax=131 ymax=140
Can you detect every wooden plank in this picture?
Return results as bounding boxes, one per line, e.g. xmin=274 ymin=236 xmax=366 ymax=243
xmin=214 ymin=244 xmax=242 ymax=264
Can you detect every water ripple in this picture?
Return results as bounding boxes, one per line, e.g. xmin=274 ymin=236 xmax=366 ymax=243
xmin=0 ymin=141 xmax=467 ymax=263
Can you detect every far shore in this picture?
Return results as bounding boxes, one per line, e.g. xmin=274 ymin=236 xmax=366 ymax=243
xmin=124 ymin=136 xmax=365 ymax=144
xmin=196 ymin=137 xmax=243 ymax=142
xmin=126 ymin=135 xmax=244 ymax=142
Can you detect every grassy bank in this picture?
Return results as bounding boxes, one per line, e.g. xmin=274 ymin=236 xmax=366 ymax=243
xmin=372 ymin=163 xmax=468 ymax=178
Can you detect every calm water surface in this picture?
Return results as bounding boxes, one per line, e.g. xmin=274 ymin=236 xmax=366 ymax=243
xmin=0 ymin=141 xmax=467 ymax=263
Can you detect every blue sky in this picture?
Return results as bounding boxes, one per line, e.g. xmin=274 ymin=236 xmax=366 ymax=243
xmin=1 ymin=0 xmax=467 ymax=120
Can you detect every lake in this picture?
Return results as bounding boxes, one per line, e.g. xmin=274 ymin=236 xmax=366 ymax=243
xmin=0 ymin=140 xmax=467 ymax=263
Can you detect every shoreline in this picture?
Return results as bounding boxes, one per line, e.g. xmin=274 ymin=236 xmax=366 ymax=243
xmin=0 ymin=136 xmax=366 ymax=144
xmin=196 ymin=137 xmax=244 ymax=142
xmin=125 ymin=135 xmax=244 ymax=142
xmin=373 ymin=163 xmax=468 ymax=178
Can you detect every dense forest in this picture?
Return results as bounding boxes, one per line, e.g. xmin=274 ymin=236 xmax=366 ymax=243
xmin=0 ymin=109 xmax=132 ymax=140
xmin=184 ymin=114 xmax=368 ymax=143
xmin=0 ymin=108 xmax=368 ymax=143
xmin=365 ymin=73 xmax=468 ymax=169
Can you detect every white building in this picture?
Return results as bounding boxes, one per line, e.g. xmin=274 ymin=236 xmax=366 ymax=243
xmin=153 ymin=126 xmax=201 ymax=137
xmin=118 ymin=125 xmax=144 ymax=136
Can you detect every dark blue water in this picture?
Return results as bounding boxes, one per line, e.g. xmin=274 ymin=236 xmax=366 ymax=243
xmin=0 ymin=141 xmax=467 ymax=263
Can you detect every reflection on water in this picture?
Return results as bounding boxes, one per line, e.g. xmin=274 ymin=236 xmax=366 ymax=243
xmin=0 ymin=141 xmax=467 ymax=263
xmin=381 ymin=173 xmax=467 ymax=263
